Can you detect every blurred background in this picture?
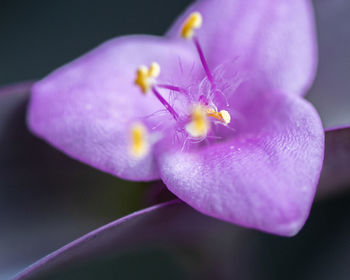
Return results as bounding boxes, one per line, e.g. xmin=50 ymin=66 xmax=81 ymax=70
xmin=1 ymin=0 xmax=350 ymax=279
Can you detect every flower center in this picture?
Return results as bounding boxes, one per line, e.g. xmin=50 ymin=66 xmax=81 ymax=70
xmin=131 ymin=12 xmax=232 ymax=157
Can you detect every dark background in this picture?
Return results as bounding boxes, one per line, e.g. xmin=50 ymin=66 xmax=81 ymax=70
xmin=1 ymin=0 xmax=350 ymax=279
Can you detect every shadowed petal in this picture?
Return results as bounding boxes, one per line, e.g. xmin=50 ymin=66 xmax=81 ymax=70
xmin=13 ymin=200 xmax=246 ymax=280
xmin=167 ymin=0 xmax=317 ymax=96
xmin=0 ymin=81 xmax=35 ymax=97
xmin=12 ymin=190 xmax=350 ymax=279
xmin=157 ymin=92 xmax=324 ymax=236
xmin=28 ymin=35 xmax=199 ymax=181
xmin=317 ymin=126 xmax=350 ymax=198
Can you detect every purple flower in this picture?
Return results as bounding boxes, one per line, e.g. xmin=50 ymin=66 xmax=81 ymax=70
xmin=27 ymin=0 xmax=324 ymax=236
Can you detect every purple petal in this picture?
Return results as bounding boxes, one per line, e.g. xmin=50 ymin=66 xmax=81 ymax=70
xmin=167 ymin=0 xmax=317 ymax=96
xmin=317 ymin=126 xmax=350 ymax=198
xmin=28 ymin=35 xmax=199 ymax=181
xmin=157 ymin=91 xmax=324 ymax=236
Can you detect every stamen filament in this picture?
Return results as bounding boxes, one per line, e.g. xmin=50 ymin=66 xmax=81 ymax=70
xmin=193 ymin=36 xmax=215 ymax=88
xmin=151 ymin=86 xmax=179 ymax=120
xmin=207 ymin=108 xmax=231 ymax=125
xmin=156 ymin=84 xmax=188 ymax=94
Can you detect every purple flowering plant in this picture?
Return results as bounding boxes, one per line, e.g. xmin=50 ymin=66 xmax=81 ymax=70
xmin=27 ymin=0 xmax=324 ymax=237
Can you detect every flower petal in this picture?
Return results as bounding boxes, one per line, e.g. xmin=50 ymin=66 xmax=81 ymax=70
xmin=167 ymin=0 xmax=317 ymax=95
xmin=28 ymin=35 xmax=199 ymax=181
xmin=157 ymin=91 xmax=324 ymax=236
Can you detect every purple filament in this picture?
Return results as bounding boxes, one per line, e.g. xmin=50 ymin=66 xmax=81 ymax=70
xmin=156 ymin=84 xmax=188 ymax=94
xmin=152 ymin=86 xmax=179 ymax=120
xmin=193 ymin=36 xmax=215 ymax=88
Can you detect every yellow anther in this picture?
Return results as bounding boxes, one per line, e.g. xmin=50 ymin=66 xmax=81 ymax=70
xmin=181 ymin=12 xmax=202 ymax=39
xmin=186 ymin=105 xmax=209 ymax=138
xmin=219 ymin=110 xmax=231 ymax=125
xmin=207 ymin=108 xmax=231 ymax=125
xmin=135 ymin=62 xmax=161 ymax=93
xmin=149 ymin=62 xmax=160 ymax=77
xmin=130 ymin=123 xmax=149 ymax=158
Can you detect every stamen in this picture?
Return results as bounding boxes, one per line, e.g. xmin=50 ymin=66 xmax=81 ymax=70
xmin=180 ymin=12 xmax=215 ymax=87
xmin=186 ymin=105 xmax=209 ymax=138
xmin=181 ymin=12 xmax=202 ymax=39
xmin=135 ymin=62 xmax=160 ymax=93
xmin=129 ymin=123 xmax=149 ymax=158
xmin=207 ymin=108 xmax=231 ymax=125
xmin=135 ymin=63 xmax=179 ymax=120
